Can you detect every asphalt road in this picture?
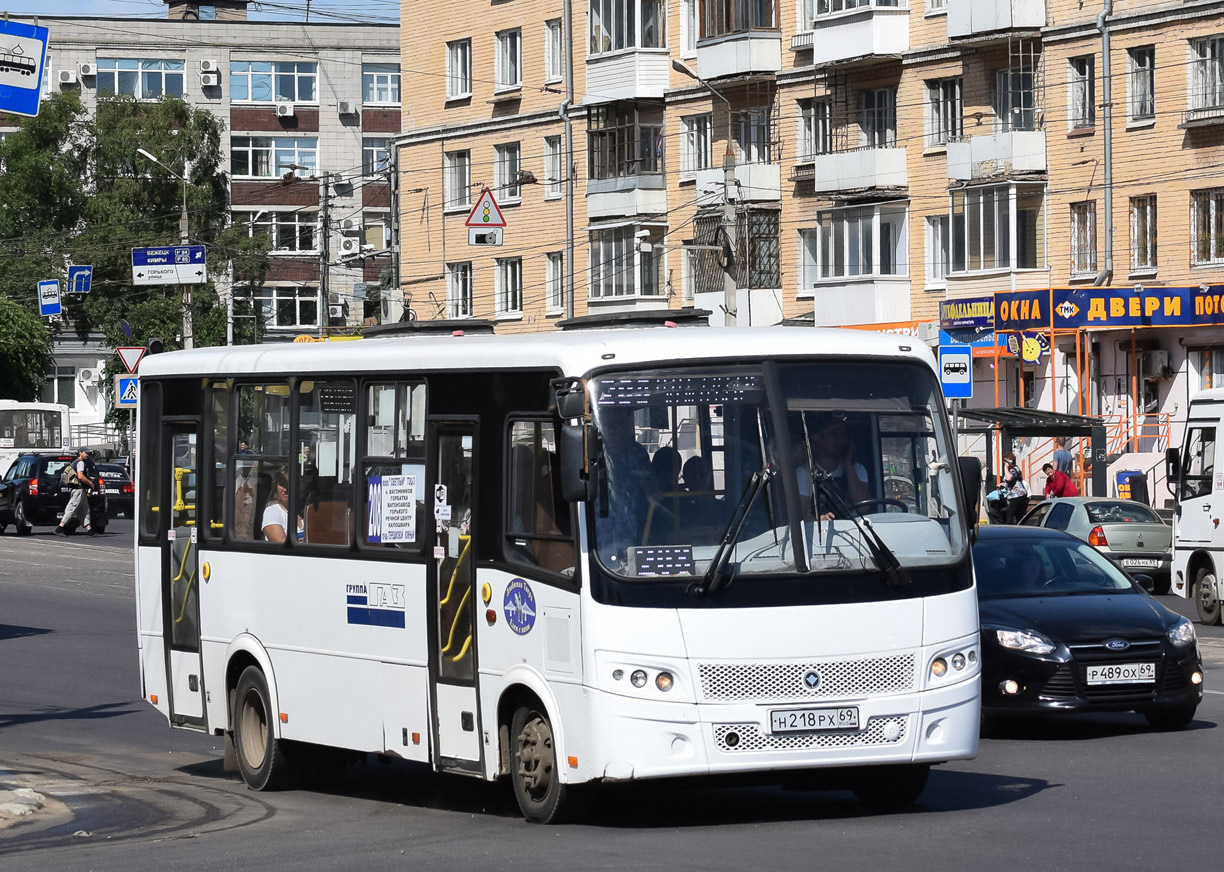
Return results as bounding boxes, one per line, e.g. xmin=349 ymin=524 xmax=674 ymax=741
xmin=1 ymin=519 xmax=1220 ymax=871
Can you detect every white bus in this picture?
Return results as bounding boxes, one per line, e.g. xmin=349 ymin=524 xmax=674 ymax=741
xmin=134 ymin=321 xmax=983 ymax=822
xmin=1166 ymin=388 xmax=1224 ymax=625
xmin=0 ymin=400 xmax=71 ymax=476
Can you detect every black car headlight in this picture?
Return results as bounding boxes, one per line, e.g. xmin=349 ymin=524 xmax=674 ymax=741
xmin=1167 ymin=617 xmax=1196 ymax=648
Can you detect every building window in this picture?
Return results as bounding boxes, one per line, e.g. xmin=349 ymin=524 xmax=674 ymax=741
xmin=1069 ymin=56 xmax=1095 ymax=129
xmin=363 ymin=212 xmax=390 ymax=249
xmin=642 ymin=0 xmax=666 ymax=46
xmin=230 ymin=61 xmax=317 ymax=103
xmin=272 ymin=212 xmax=318 ymax=252
xmin=590 ymin=0 xmax=668 ymax=54
xmin=1191 ymin=36 xmax=1224 ymax=113
xmin=739 ymin=209 xmax=780 ymax=289
xmin=925 ymin=214 xmax=950 ymax=287
xmin=861 ymin=88 xmax=896 ymax=148
xmin=444 ymin=150 xmax=471 ymax=210
xmin=995 ymin=66 xmax=1037 ymax=132
xmin=362 ymin=137 xmax=390 ymax=177
xmin=546 ymin=252 xmax=565 ymax=313
xmin=798 ymin=0 xmax=814 ymax=31
xmin=681 ymin=114 xmax=713 ymax=175
xmin=588 ymin=102 xmax=664 ymax=179
xmin=254 ymin=286 xmax=319 ymax=328
xmin=797 ymin=98 xmax=831 ymax=160
xmin=682 ymin=0 xmax=698 ymax=54
xmin=925 ymin=77 xmax=962 ymax=148
xmin=448 ymin=262 xmax=473 ymax=318
xmin=446 ymin=39 xmax=472 ymax=99
xmin=927 ymin=0 xmax=947 ymax=11
xmin=1191 ymin=188 xmax=1224 ymax=265
xmin=734 ymin=106 xmax=773 ymax=163
xmin=497 ymin=258 xmax=523 ymax=315
xmin=545 ymin=19 xmax=564 ymax=82
xmin=496 ymin=29 xmax=522 ymax=91
xmin=1128 ymin=46 xmax=1155 ymax=122
xmin=544 ymin=136 xmax=563 ymax=199
xmin=590 ymin=225 xmax=664 ymax=297
xmin=495 ymin=143 xmax=522 ymax=201
xmin=1130 ymin=195 xmax=1157 ymax=272
xmin=701 ymin=0 xmax=777 ymax=38
xmin=950 ymin=186 xmax=1027 ymax=273
xmin=362 ymin=63 xmax=401 ymax=104
xmin=1070 ymin=201 xmax=1097 ymax=277
xmin=97 ymin=59 xmax=184 ymax=99
xmin=42 ymin=367 xmax=76 ymax=409
xmin=231 ymin=136 xmax=317 ymax=178
xmin=806 ymin=206 xmax=906 ymax=281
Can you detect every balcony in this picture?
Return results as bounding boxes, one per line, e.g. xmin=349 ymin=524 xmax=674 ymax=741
xmin=948 ymin=0 xmax=1045 ymax=40
xmin=694 ymin=163 xmax=782 ymax=203
xmin=807 ymin=147 xmax=907 ymax=194
xmin=585 ymin=50 xmax=671 ymax=105
xmin=946 ymin=131 xmax=1046 ymax=180
xmin=696 ymin=0 xmax=782 ymax=79
xmin=586 ymin=175 xmax=668 ymax=219
xmin=811 ymin=1 xmax=909 ymax=67
xmin=812 ymin=278 xmax=911 ymax=327
xmin=1180 ymin=103 xmax=1224 ymax=129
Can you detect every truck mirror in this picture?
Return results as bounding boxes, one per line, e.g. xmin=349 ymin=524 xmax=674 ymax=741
xmin=958 ymin=455 xmax=983 ymax=537
xmin=558 ymin=423 xmax=595 ymax=503
xmin=1165 ymin=447 xmax=1181 ymax=483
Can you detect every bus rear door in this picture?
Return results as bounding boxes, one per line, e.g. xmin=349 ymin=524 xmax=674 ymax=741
xmin=161 ymin=422 xmax=206 ymax=727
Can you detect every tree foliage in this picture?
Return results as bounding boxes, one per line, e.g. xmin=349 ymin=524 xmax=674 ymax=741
xmin=0 ymin=297 xmax=54 ymax=401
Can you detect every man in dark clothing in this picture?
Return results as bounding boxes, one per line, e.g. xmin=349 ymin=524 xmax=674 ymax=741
xmin=57 ymin=448 xmax=98 ymax=536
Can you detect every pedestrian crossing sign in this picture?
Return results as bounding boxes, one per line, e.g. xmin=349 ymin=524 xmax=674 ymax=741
xmin=115 ymin=375 xmax=140 ymax=409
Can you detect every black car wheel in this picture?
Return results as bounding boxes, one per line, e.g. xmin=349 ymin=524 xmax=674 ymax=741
xmin=1143 ymin=704 xmax=1197 ymax=731
xmin=1194 ymin=566 xmax=1221 ymax=626
xmin=13 ymin=500 xmax=33 ymax=536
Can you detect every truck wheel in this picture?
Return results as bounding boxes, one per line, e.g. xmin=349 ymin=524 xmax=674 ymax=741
xmin=1195 ymin=566 xmax=1222 ymax=625
xmin=510 ymin=703 xmax=570 ymax=824
xmin=233 ymin=666 xmax=297 ymax=790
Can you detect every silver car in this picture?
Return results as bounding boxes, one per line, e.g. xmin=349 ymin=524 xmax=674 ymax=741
xmin=1019 ymin=498 xmax=1172 ymax=594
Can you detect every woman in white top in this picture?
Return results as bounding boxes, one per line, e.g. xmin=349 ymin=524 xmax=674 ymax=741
xmin=262 ymin=474 xmax=303 ymax=543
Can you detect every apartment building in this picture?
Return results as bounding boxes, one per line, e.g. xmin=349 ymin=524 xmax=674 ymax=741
xmin=2 ymin=1 xmax=399 ymax=433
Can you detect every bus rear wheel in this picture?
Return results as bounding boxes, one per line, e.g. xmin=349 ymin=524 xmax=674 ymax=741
xmin=233 ymin=666 xmax=296 ymax=791
xmin=510 ymin=704 xmax=569 ymax=824
xmin=1195 ymin=567 xmax=1222 ymax=625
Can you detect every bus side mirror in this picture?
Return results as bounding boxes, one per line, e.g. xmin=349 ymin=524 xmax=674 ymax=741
xmin=958 ymin=455 xmax=983 ymax=535
xmin=559 ymin=423 xmax=596 ymax=503
xmin=1165 ymin=447 xmax=1181 ymax=483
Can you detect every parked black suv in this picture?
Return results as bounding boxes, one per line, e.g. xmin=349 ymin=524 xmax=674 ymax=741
xmin=0 ymin=453 xmax=108 ymax=535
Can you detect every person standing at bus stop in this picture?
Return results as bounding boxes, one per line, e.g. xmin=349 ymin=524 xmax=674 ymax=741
xmin=56 ymin=448 xmax=98 ymax=536
xmin=1002 ymin=453 xmax=1029 ymax=524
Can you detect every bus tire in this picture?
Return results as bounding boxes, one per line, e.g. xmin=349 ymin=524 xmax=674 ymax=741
xmin=510 ymin=703 xmax=569 ymax=824
xmin=852 ymin=763 xmax=930 ymax=810
xmin=1194 ymin=566 xmax=1221 ymax=625
xmin=233 ymin=666 xmax=296 ymax=791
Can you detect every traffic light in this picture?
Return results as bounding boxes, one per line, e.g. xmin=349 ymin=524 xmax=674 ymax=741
xmin=147 ymin=337 xmax=165 ymax=355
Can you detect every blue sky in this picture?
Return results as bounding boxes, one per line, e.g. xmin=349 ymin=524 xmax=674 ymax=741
xmin=2 ymin=1 xmax=399 ymax=23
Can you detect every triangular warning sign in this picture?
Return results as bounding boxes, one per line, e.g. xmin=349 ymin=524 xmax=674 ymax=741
xmin=117 ymin=346 xmax=146 ymax=374
xmin=464 ymin=187 xmax=507 ymax=228
xmin=121 ymin=379 xmax=140 ymax=402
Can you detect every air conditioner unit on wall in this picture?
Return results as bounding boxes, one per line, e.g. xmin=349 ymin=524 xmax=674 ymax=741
xmin=275 ymin=102 xmax=295 ymax=118
xmin=201 ymin=72 xmax=220 ymax=87
xmin=77 ymin=368 xmax=96 ymax=384
xmin=338 ymin=237 xmax=361 ymax=256
xmin=200 ymin=59 xmax=219 ymax=73
xmin=340 ymin=217 xmax=358 ymax=232
xmin=338 ymin=100 xmax=357 ymax=116
xmin=58 ymin=69 xmax=77 ymax=85
xmin=77 ymin=62 xmax=96 ymax=78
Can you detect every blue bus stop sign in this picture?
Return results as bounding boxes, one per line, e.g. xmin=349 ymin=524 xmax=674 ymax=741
xmin=0 ymin=21 xmax=50 ymax=119
xmin=37 ymin=279 xmax=61 ymax=317
xmin=939 ymin=346 xmax=973 ymax=400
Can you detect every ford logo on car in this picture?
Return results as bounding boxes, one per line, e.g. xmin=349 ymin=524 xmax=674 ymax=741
xmin=1105 ymin=639 xmax=1131 ymax=651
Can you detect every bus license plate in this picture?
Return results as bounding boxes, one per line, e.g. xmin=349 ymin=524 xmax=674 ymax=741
xmin=1086 ymin=662 xmax=1155 ymax=685
xmin=769 ymin=706 xmax=859 ymax=734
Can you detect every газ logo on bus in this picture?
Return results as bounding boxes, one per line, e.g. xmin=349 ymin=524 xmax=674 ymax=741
xmin=347 ymin=582 xmax=407 ymax=628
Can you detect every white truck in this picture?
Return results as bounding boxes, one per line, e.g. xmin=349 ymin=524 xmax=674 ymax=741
xmin=1167 ymin=388 xmax=1224 ymax=625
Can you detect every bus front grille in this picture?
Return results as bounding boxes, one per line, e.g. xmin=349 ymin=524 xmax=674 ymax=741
xmin=697 ymin=654 xmax=916 ymax=703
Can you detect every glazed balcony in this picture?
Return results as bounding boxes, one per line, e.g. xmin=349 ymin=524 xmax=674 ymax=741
xmin=946 ymin=131 xmax=1047 ymax=180
xmin=586 ymin=0 xmax=671 ymax=104
xmin=809 ymin=146 xmax=907 ymax=194
xmin=811 ymin=0 xmax=909 ymax=67
xmin=696 ymin=0 xmax=783 ymax=79
xmin=947 ymin=0 xmax=1045 ymax=40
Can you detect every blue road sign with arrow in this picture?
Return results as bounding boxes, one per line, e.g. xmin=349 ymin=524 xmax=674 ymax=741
xmin=0 ymin=20 xmax=49 ymax=119
xmin=67 ymin=265 xmax=93 ymax=294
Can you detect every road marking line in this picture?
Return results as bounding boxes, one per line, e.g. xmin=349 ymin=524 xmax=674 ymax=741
xmin=1205 ymin=689 xmax=1224 ymax=695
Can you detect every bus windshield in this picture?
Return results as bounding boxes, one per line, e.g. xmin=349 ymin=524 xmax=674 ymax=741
xmin=589 ymin=360 xmax=966 ymax=581
xmin=0 ymin=407 xmax=65 ymax=451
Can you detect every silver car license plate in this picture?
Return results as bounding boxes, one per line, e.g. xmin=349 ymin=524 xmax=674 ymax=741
xmin=1086 ymin=662 xmax=1155 ymax=685
xmin=1122 ymin=558 xmax=1159 ymax=568
xmin=769 ymin=706 xmax=859 ymax=734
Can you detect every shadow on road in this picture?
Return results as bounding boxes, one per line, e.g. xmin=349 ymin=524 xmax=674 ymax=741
xmin=982 ymin=712 xmax=1216 ymax=741
xmin=0 ymin=624 xmax=53 ymax=642
xmin=0 ymin=701 xmax=139 ymax=730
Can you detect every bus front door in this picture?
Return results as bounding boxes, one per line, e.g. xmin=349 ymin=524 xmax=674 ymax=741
xmin=161 ymin=423 xmax=205 ymax=727
xmin=428 ymin=422 xmax=482 ymax=769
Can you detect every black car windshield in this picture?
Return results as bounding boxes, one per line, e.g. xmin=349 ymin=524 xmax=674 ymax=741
xmin=1084 ymin=501 xmax=1162 ymax=524
xmin=589 ymin=360 xmax=967 ymax=580
xmin=976 ymin=537 xmax=1140 ymax=599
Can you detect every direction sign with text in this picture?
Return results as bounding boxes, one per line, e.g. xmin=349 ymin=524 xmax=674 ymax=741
xmin=0 ymin=20 xmax=49 ymax=119
xmin=131 ymin=246 xmax=208 ymax=285
xmin=38 ymin=280 xmax=60 ymax=317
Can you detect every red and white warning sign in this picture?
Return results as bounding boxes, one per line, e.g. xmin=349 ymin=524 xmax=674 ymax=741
xmin=117 ymin=346 xmax=147 ymax=374
xmin=464 ymin=187 xmax=507 ymax=228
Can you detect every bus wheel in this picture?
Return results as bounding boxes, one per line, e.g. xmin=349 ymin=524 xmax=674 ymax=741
xmin=510 ymin=704 xmax=569 ymax=824
xmin=852 ymin=763 xmax=930 ymax=810
xmin=234 ymin=666 xmax=296 ymax=791
xmin=1195 ymin=567 xmax=1222 ymax=625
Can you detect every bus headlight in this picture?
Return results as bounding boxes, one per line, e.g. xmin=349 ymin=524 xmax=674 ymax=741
xmin=655 ymin=672 xmax=674 ymax=692
xmin=630 ymin=669 xmax=648 ymax=688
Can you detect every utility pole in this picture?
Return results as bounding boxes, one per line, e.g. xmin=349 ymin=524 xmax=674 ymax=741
xmin=319 ymin=172 xmax=330 ymax=338
xmin=180 ymin=162 xmax=194 ymax=348
xmin=390 ymin=145 xmax=401 ymax=319
xmin=562 ymin=0 xmax=575 ymax=320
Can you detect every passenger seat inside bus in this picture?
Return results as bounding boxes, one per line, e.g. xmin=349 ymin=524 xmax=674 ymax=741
xmin=305 ymin=500 xmax=351 ymax=545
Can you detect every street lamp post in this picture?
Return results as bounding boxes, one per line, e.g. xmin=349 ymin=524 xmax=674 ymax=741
xmin=137 ymin=147 xmax=194 ymax=349
xmin=673 ymin=59 xmax=738 ymax=326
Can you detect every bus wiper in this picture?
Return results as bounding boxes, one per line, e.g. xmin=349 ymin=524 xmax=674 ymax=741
xmin=812 ymin=471 xmax=910 ymax=588
xmin=692 ymin=464 xmax=774 ymax=597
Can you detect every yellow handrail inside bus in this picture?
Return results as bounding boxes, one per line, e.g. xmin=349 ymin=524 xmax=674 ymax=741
xmin=175 ymin=566 xmax=197 ymax=625
xmin=440 ymin=586 xmax=472 ymax=656
xmin=438 ymin=535 xmax=472 ymax=606
xmin=171 ymin=537 xmax=193 ymax=584
xmin=451 ymin=632 xmax=473 ymax=663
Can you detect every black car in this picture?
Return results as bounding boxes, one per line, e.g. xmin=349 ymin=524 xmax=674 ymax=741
xmin=0 ymin=453 xmax=108 ymax=535
xmin=96 ymin=462 xmax=135 ymax=518
xmin=974 ymin=526 xmax=1202 ymax=729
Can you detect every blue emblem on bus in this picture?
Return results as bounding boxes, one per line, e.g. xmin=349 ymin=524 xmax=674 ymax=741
xmin=503 ymin=579 xmax=537 ymax=636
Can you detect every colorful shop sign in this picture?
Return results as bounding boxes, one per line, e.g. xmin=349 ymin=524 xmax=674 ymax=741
xmin=940 ymin=296 xmax=994 ymax=331
xmin=994 ymin=286 xmax=1224 ymax=332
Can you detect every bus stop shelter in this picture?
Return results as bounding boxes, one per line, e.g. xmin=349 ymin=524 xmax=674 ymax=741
xmin=956 ymin=407 xmax=1108 ymax=497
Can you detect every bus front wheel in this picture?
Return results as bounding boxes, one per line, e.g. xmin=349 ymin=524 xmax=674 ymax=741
xmin=852 ymin=763 xmax=930 ymax=810
xmin=233 ymin=666 xmax=296 ymax=791
xmin=510 ymin=703 xmax=569 ymax=824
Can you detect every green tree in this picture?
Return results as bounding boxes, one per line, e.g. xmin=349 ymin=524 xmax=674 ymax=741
xmin=0 ymin=297 xmax=54 ymax=401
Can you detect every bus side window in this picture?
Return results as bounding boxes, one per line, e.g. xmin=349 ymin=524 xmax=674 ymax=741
xmin=232 ymin=383 xmax=290 ymax=544
xmin=297 ymin=379 xmax=358 ymax=547
xmin=205 ymin=381 xmax=229 ymax=541
xmin=361 ymin=381 xmax=427 ymax=552
xmin=506 ymin=420 xmax=576 ymax=578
